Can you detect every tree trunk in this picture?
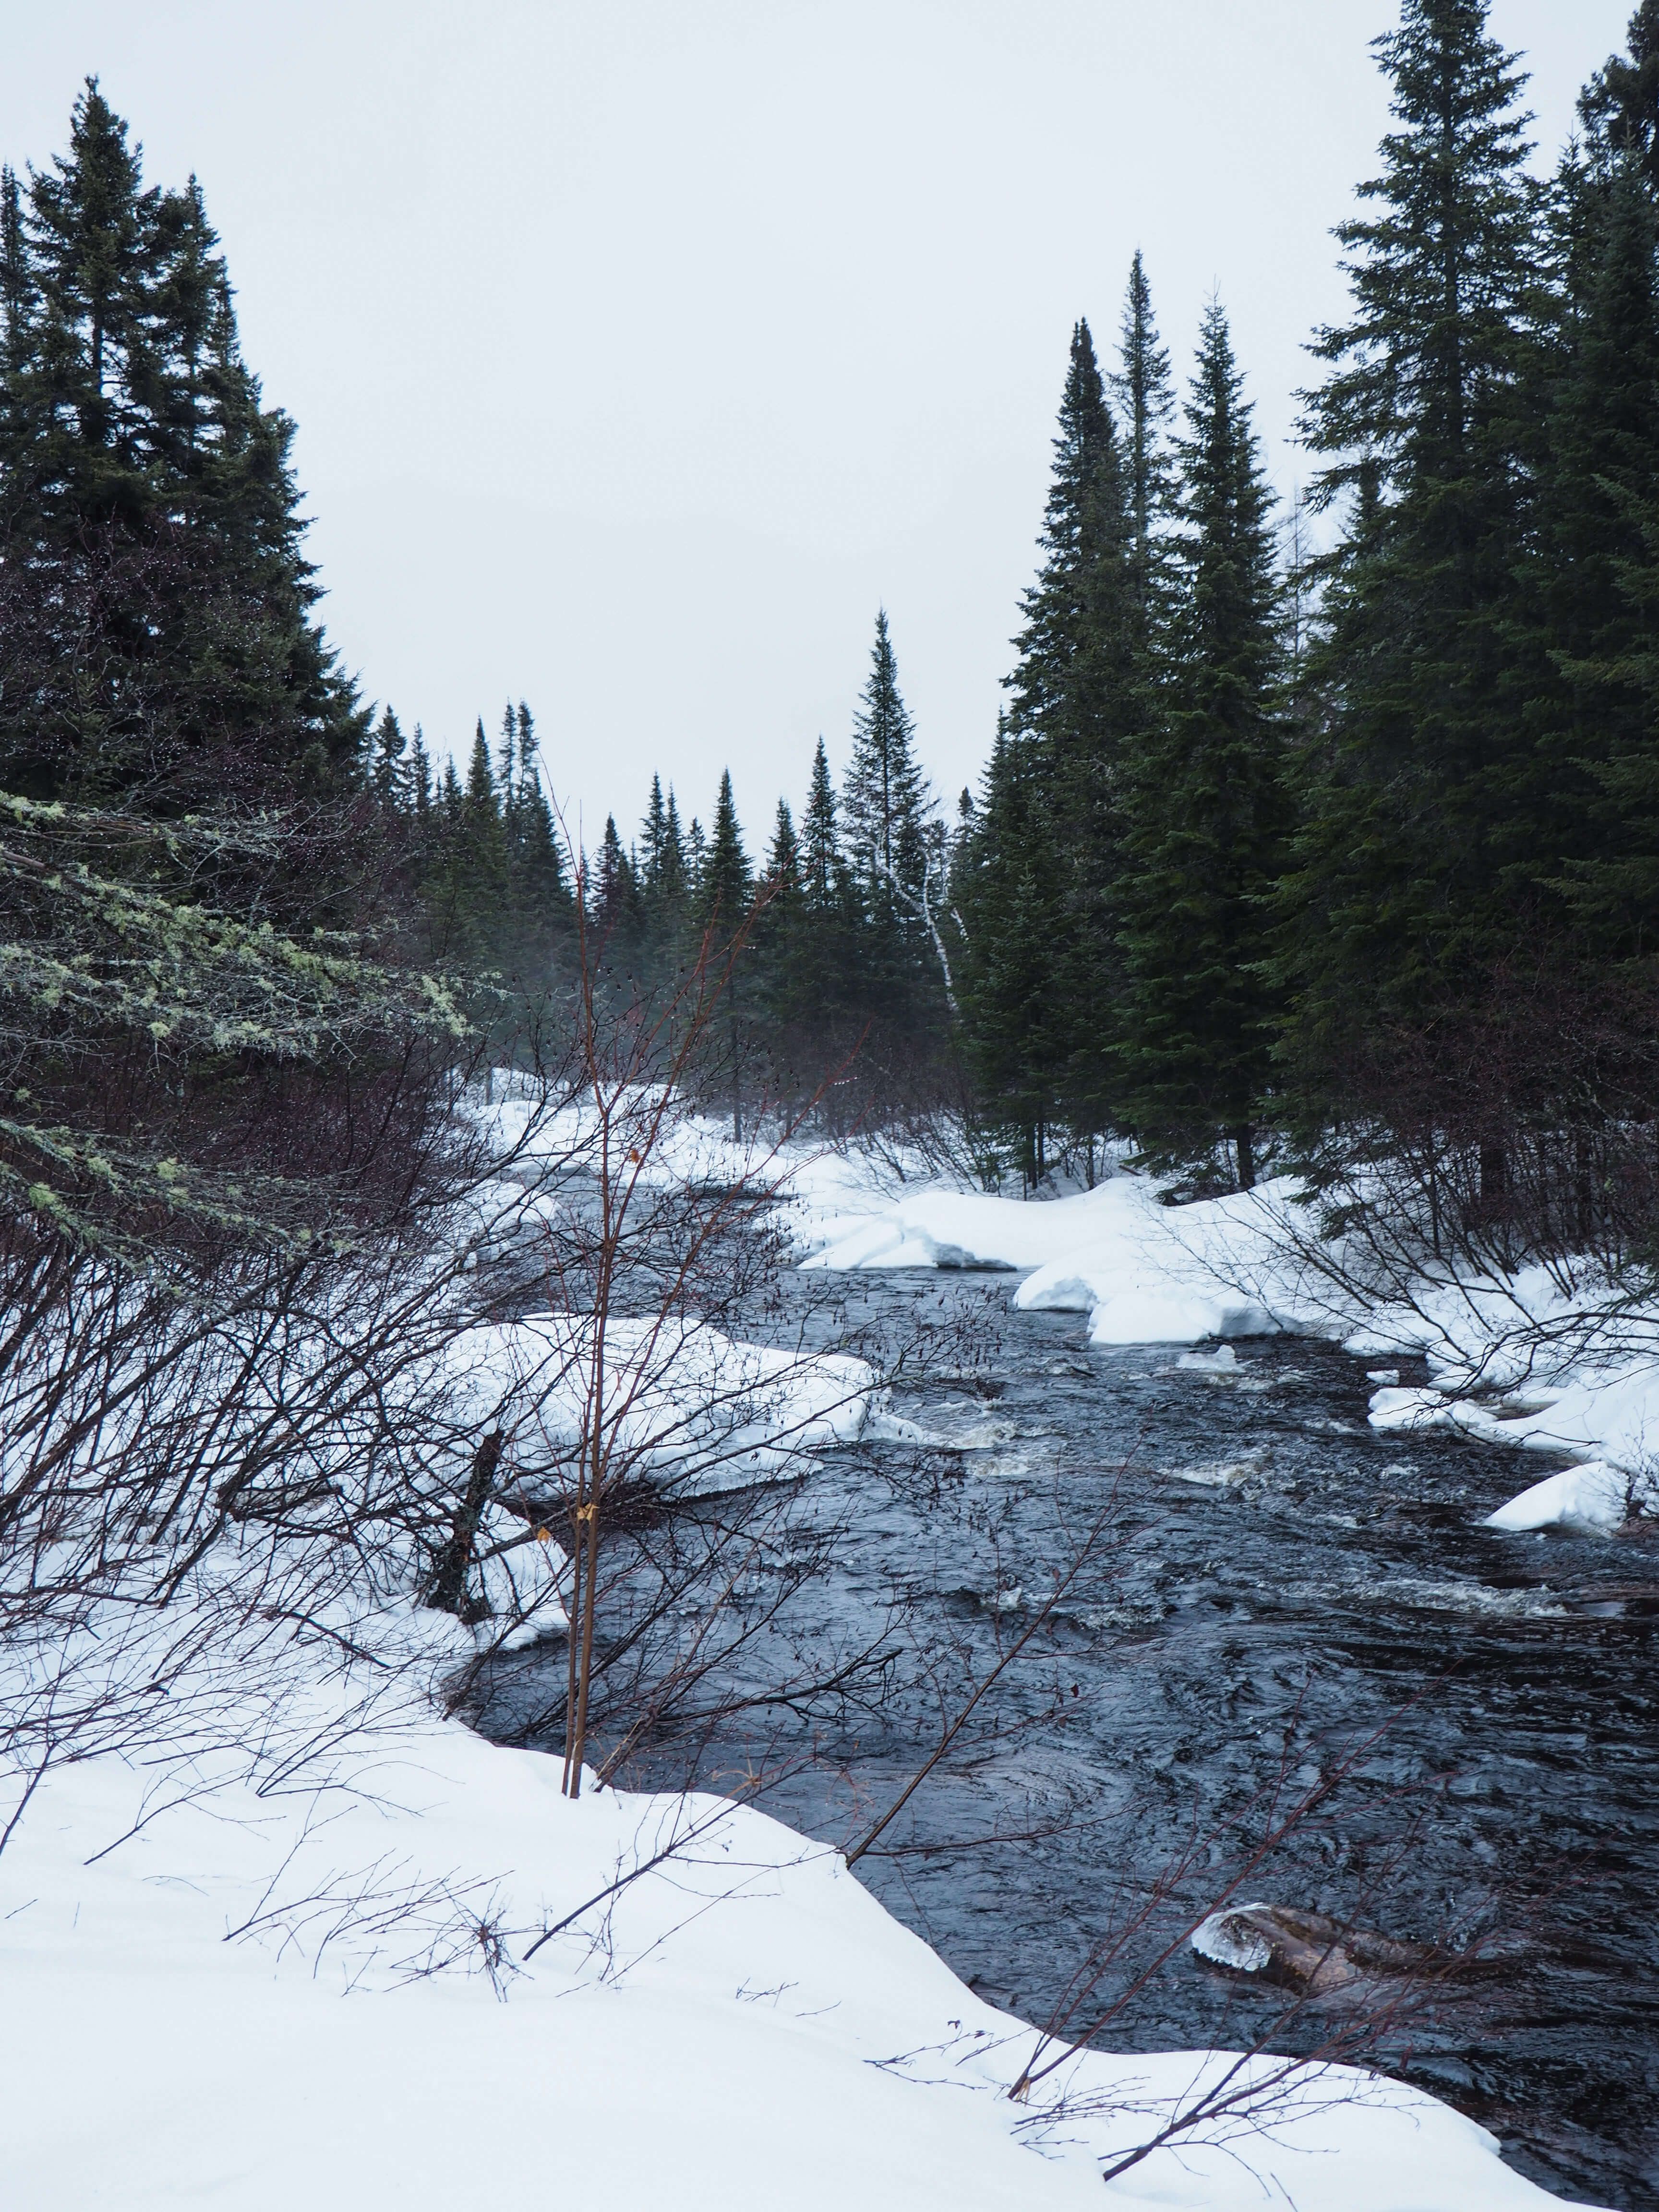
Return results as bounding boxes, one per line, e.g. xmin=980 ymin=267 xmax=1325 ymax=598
xmin=1479 ymin=1142 xmax=1507 ymax=1204
xmin=1231 ymin=1123 xmax=1255 ymax=1192
xmin=426 ymin=1428 xmax=504 ymax=1618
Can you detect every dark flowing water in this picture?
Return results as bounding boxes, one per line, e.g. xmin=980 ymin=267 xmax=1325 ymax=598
xmin=484 ymin=1273 xmax=1659 ymax=2209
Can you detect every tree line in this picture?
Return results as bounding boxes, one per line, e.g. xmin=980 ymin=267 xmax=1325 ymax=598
xmin=7 ymin=0 xmax=1659 ymax=1242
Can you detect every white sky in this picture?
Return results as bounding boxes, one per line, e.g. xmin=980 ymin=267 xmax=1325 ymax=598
xmin=2 ymin=1 xmax=1636 ymax=847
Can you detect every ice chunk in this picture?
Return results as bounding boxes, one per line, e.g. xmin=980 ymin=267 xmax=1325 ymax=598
xmin=1178 ymin=1344 xmax=1238 ymax=1374
xmin=1485 ymin=1462 xmax=1629 ymax=1536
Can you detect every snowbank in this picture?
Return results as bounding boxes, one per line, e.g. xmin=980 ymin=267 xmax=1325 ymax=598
xmin=443 ymin=1310 xmax=875 ymax=1494
xmin=782 ymin=1144 xmax=1659 ymax=1538
xmin=2 ymin=1598 xmax=1580 ymax=2212
xmin=798 ymin=1170 xmax=1298 ymax=1344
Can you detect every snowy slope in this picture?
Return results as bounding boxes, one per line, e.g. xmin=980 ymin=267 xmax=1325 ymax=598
xmin=2 ymin=1624 xmax=1579 ymax=2212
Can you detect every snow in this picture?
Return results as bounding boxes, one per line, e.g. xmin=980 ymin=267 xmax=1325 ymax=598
xmin=783 ymin=1144 xmax=1659 ymax=1539
xmin=1483 ymin=1461 xmax=1631 ymax=1536
xmin=0 ymin=1110 xmax=1628 ymax=2207
xmin=443 ymin=1310 xmax=875 ymax=1495
xmin=798 ymin=1171 xmax=1290 ymax=1344
xmin=2 ymin=1589 xmax=1584 ymax=2212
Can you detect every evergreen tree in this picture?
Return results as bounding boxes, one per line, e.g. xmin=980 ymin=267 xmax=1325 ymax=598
xmin=503 ymin=700 xmax=570 ymax=957
xmin=763 ymin=796 xmax=801 ymax=900
xmin=780 ymin=736 xmax=866 ymax=1059
xmin=1280 ymin=0 xmax=1539 ymax=1090
xmin=801 ymin=738 xmax=842 ymax=912
xmin=1581 ymin=0 xmax=1659 ymax=186
xmin=640 ymin=774 xmax=672 ymax=888
xmin=461 ymin=719 xmax=509 ymax=951
xmin=0 ymin=82 xmax=365 ymax=803
xmin=1116 ymin=303 xmax=1287 ymax=1189
xmin=996 ymin=315 xmax=1138 ymax=1132
xmin=955 ymin=723 xmax=1068 ymax=1183
xmin=843 ymin=609 xmax=930 ymax=933
xmin=697 ymin=769 xmax=751 ymax=933
xmin=755 ymin=798 xmax=805 ymax=1030
xmin=1110 ymin=252 xmax=1177 ymax=640
xmin=410 ymin=727 xmax=432 ymax=825
xmin=371 ymin=707 xmax=408 ymax=808
xmin=1535 ymin=152 xmax=1659 ymax=946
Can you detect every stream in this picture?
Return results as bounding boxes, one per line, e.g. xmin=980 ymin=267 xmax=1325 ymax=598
xmin=481 ymin=1271 xmax=1659 ymax=2208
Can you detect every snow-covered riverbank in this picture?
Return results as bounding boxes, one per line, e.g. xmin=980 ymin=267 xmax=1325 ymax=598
xmin=17 ymin=1114 xmax=1637 ymax=2207
xmin=788 ymin=1147 xmax=1659 ymax=1538
xmin=2 ymin=1580 xmax=1581 ymax=2212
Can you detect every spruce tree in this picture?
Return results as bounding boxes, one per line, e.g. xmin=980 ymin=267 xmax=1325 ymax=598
xmin=502 ymin=701 xmax=570 ymax=960
xmin=843 ymin=609 xmax=930 ymax=934
xmin=697 ymin=769 xmax=751 ymax=934
xmin=998 ymin=316 xmax=1137 ymax=1132
xmin=787 ymin=736 xmax=865 ymax=1055
xmin=1110 ymin=252 xmax=1177 ymax=642
xmin=0 ymin=81 xmax=364 ymax=803
xmin=371 ymin=707 xmax=409 ymax=809
xmin=1581 ymin=1 xmax=1659 ymax=186
xmin=955 ymin=723 xmax=1068 ymax=1183
xmin=1537 ymin=153 xmax=1659 ymax=947
xmin=1116 ymin=303 xmax=1287 ymax=1189
xmin=763 ymin=797 xmax=801 ymax=900
xmin=801 ymin=739 xmax=841 ymax=912
xmin=1280 ymin=0 xmax=1539 ymax=1094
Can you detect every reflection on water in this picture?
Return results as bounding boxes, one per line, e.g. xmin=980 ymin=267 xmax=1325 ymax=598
xmin=483 ymin=1275 xmax=1659 ymax=2209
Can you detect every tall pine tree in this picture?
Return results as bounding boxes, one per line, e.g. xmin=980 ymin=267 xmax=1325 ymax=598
xmin=843 ymin=609 xmax=930 ymax=940
xmin=1116 ymin=303 xmax=1287 ymax=1189
xmin=1279 ymin=0 xmax=1539 ymax=1102
xmin=0 ymin=82 xmax=364 ymax=803
xmin=993 ymin=316 xmax=1138 ymax=1133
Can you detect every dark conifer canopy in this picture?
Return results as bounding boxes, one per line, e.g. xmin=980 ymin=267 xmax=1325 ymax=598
xmin=0 ymin=80 xmax=365 ymax=805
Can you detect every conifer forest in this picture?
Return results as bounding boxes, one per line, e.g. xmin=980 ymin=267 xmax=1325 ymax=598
xmin=6 ymin=3 xmax=1659 ymax=1238
xmin=10 ymin=7 xmax=1659 ymax=2209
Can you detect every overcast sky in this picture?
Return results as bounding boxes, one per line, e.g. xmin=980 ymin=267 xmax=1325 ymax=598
xmin=2 ymin=1 xmax=1638 ymax=845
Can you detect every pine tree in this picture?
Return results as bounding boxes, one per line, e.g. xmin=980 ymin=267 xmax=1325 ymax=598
xmin=0 ymin=81 xmax=364 ymax=803
xmin=1280 ymin=0 xmax=1539 ymax=1092
xmin=843 ymin=609 xmax=930 ymax=935
xmin=697 ymin=769 xmax=751 ymax=934
xmin=997 ymin=316 xmax=1138 ymax=1132
xmin=1110 ymin=252 xmax=1177 ymax=642
xmin=1116 ymin=303 xmax=1287 ymax=1189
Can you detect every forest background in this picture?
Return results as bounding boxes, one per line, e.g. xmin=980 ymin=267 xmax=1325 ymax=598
xmin=6 ymin=0 xmax=1659 ymax=1264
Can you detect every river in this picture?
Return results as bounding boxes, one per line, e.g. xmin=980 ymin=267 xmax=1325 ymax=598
xmin=481 ymin=1270 xmax=1659 ymax=2209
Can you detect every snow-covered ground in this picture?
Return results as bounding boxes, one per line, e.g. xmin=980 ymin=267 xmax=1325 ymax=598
xmin=784 ymin=1142 xmax=1659 ymax=1539
xmin=13 ymin=1104 xmax=1638 ymax=2206
xmin=3 ymin=1585 xmax=1579 ymax=2211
